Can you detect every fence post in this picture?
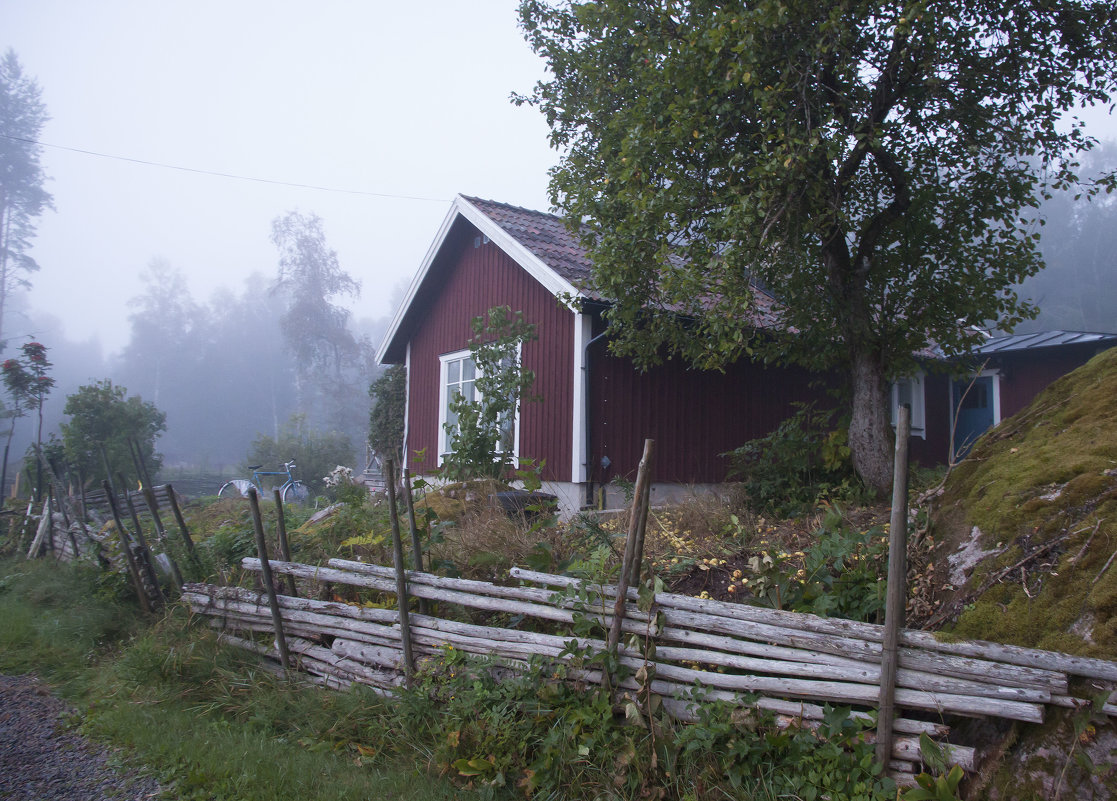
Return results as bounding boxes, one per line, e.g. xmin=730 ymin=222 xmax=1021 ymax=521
xmin=272 ymin=489 xmax=298 ymax=597
xmin=402 ymin=467 xmax=428 ymax=615
xmin=876 ymin=405 xmax=911 ymax=768
xmin=384 ymin=457 xmax=415 ymax=686
xmin=163 ymin=483 xmax=200 ymax=571
xmin=605 ymin=438 xmax=655 ymax=689
xmin=248 ymin=488 xmax=290 ymax=670
xmin=119 ymin=472 xmax=178 ymax=595
xmin=102 ymin=480 xmax=153 ymax=614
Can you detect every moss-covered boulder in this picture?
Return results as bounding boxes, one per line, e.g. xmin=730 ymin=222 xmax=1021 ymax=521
xmin=929 ymin=346 xmax=1117 ymax=798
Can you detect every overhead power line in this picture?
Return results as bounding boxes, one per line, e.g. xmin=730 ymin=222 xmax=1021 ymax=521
xmin=0 ymin=133 xmax=450 ymax=203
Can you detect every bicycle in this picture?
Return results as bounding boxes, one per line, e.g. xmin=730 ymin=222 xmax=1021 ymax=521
xmin=219 ymin=461 xmax=310 ymax=504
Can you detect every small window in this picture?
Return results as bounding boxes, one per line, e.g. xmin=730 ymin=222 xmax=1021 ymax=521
xmin=891 ymin=373 xmax=926 ymax=439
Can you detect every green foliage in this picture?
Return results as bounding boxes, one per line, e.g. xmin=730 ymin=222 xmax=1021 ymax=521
xmin=518 ymin=0 xmax=1117 ymax=491
xmin=725 ymin=404 xmax=860 ymax=516
xmin=245 ymin=413 xmax=354 ymax=496
xmin=441 ymin=306 xmax=538 ymax=481
xmin=368 ymin=364 xmax=406 ymax=461
xmin=2 ymin=341 xmax=54 ymax=487
xmin=60 ymin=379 xmax=166 ymax=488
xmin=731 ymin=508 xmax=889 ymax=622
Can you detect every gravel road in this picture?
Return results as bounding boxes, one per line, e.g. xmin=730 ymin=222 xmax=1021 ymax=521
xmin=0 ymin=674 xmax=164 ymax=801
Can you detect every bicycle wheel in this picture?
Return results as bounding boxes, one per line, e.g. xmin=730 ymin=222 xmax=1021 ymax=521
xmin=219 ymin=479 xmax=253 ymax=498
xmin=282 ymin=481 xmax=309 ymax=504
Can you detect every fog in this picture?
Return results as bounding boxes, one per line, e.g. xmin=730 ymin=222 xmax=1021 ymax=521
xmin=2 ymin=2 xmax=1115 ymax=479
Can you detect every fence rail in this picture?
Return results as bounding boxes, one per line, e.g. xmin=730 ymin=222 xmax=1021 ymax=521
xmin=181 ymin=553 xmax=1117 ymax=787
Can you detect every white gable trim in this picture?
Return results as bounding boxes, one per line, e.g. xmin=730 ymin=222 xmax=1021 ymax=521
xmin=375 ymin=195 xmax=586 ymax=365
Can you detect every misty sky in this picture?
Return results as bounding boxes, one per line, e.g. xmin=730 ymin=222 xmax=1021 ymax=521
xmin=5 ymin=1 xmax=557 ymax=354
xmin=5 ymin=2 xmax=1116 ymax=357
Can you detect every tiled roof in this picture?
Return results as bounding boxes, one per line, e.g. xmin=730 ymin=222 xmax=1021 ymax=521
xmin=462 ymin=196 xmax=596 ymax=289
xmin=461 ymin=195 xmax=785 ymax=330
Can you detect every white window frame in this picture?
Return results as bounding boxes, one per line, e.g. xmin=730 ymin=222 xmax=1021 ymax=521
xmin=891 ymin=372 xmax=927 ymax=439
xmin=436 ymin=348 xmax=522 ymax=467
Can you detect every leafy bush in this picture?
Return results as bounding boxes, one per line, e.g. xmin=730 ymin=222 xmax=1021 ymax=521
xmin=245 ymin=413 xmax=354 ymax=496
xmin=725 ymin=403 xmax=863 ymax=516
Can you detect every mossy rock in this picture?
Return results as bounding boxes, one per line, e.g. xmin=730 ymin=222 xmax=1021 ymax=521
xmin=933 ymin=346 xmax=1117 ymax=659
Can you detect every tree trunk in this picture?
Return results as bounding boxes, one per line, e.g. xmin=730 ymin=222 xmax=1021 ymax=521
xmin=847 ymin=349 xmax=893 ymax=496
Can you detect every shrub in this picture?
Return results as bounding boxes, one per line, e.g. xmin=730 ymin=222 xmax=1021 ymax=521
xmin=725 ymin=403 xmax=863 ymax=516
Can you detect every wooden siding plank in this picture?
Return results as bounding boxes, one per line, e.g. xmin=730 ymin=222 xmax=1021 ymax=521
xmin=405 ymin=224 xmax=574 ymax=482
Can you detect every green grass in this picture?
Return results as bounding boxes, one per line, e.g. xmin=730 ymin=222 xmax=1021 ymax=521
xmin=0 ymin=556 xmax=456 ymax=801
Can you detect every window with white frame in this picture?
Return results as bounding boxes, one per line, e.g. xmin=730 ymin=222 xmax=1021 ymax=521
xmin=437 ymin=349 xmax=520 ymax=463
xmin=891 ymin=372 xmax=926 ymax=438
xmin=439 ymin=350 xmax=477 ymax=458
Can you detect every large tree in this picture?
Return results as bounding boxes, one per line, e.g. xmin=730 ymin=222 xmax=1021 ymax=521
xmin=519 ymin=0 xmax=1117 ymax=492
xmin=0 ymin=50 xmax=52 ymax=345
xmin=271 ymin=211 xmax=360 ymax=379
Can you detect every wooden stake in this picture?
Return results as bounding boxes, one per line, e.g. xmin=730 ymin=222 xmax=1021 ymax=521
xmin=272 ymin=489 xmax=298 ymax=597
xmin=402 ymin=467 xmax=427 ymax=614
xmin=627 ymin=440 xmax=655 ymax=587
xmin=606 ymin=438 xmax=655 ymax=688
xmin=163 ymin=483 xmax=200 ymax=569
xmin=102 ymin=480 xmax=152 ymax=613
xmin=247 ymin=488 xmax=290 ymax=670
xmin=384 ymin=457 xmax=415 ymax=686
xmin=877 ymin=405 xmax=911 ymax=767
xmin=119 ymin=472 xmax=175 ymax=597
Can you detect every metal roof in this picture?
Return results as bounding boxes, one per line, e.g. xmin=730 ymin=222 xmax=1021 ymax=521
xmin=975 ymin=330 xmax=1117 ymax=355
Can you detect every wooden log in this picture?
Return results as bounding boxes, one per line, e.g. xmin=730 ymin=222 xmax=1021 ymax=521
xmin=188 ymin=584 xmax=951 ymax=739
xmin=509 ymin=569 xmax=1066 ymax=693
xmin=512 ymin=567 xmax=1090 ymax=688
xmin=232 ymin=565 xmax=1059 ymax=711
xmin=330 ymin=558 xmax=618 ymax=611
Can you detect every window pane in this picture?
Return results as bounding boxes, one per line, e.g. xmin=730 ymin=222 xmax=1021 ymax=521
xmin=447 ymin=359 xmax=460 ymax=384
xmin=462 ymin=360 xmax=476 ymax=381
xmin=896 ymin=379 xmax=912 ymax=408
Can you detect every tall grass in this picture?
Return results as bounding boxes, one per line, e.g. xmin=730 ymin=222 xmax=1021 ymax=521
xmin=0 ymin=557 xmax=455 ymax=801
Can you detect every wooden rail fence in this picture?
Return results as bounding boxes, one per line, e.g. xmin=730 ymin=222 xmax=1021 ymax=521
xmin=183 ymin=552 xmax=1117 ymax=787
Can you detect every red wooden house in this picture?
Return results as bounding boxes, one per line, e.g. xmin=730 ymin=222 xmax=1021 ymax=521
xmin=377 ymin=195 xmax=1116 ymax=514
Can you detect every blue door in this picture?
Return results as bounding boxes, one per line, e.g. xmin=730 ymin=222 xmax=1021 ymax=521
xmin=952 ymin=376 xmax=995 ymax=460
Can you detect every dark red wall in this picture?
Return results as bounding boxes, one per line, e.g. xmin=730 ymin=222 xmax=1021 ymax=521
xmin=997 ymin=346 xmax=1108 ymax=420
xmin=587 ymin=330 xmax=829 ymax=484
xmin=404 ymin=221 xmax=575 ymax=481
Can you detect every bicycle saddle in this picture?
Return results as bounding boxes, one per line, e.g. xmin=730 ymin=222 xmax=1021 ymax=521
xmin=247 ymin=464 xmax=263 ymax=470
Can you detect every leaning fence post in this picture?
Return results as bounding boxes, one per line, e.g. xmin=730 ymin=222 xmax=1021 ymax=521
xmin=402 ymin=467 xmax=428 ymax=615
xmin=605 ymin=438 xmax=655 ymax=690
xmin=384 ymin=457 xmax=415 ymax=686
xmin=119 ymin=472 xmax=176 ymax=597
xmin=248 ymin=488 xmax=290 ymax=670
xmin=876 ymin=405 xmax=911 ymax=768
xmin=272 ymin=489 xmax=298 ymax=597
xmin=102 ymin=479 xmax=153 ymax=614
xmin=163 ymin=483 xmax=201 ymax=571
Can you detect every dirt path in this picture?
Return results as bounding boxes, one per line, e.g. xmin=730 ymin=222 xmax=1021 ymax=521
xmin=0 ymin=674 xmax=163 ymax=800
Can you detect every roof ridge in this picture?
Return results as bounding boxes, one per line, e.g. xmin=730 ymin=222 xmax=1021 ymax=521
xmin=460 ymin=194 xmax=560 ymax=220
